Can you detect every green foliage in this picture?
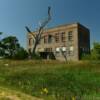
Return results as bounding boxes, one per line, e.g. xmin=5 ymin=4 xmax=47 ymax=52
xmin=1 ymin=36 xmax=20 ymax=58
xmin=12 ymin=47 xmax=28 ymax=60
xmin=0 ymin=32 xmax=3 ymax=35
xmin=0 ymin=35 xmax=29 ymax=60
xmin=82 ymin=42 xmax=100 ymax=60
xmin=31 ymin=53 xmax=42 ymax=60
xmin=0 ymin=32 xmax=4 ymax=57
xmin=82 ymin=54 xmax=92 ymax=60
xmin=91 ymin=42 xmax=100 ymax=60
xmin=0 ymin=48 xmax=5 ymax=57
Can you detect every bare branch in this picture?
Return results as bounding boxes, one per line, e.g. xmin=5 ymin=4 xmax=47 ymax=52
xmin=38 ymin=6 xmax=51 ymax=32
xmin=37 ymin=6 xmax=51 ymax=40
xmin=26 ymin=7 xmax=52 ymax=55
xmin=0 ymin=32 xmax=3 ymax=35
xmin=25 ymin=26 xmax=32 ymax=33
xmin=60 ymin=49 xmax=67 ymax=61
xmin=48 ymin=6 xmax=51 ymax=20
xmin=25 ymin=26 xmax=36 ymax=39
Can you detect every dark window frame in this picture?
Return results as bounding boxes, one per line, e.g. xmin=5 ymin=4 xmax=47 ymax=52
xmin=68 ymin=31 xmax=73 ymax=41
xmin=44 ymin=36 xmax=48 ymax=44
xmin=48 ymin=35 xmax=53 ymax=43
xmin=61 ymin=32 xmax=66 ymax=42
xmin=55 ymin=33 xmax=59 ymax=43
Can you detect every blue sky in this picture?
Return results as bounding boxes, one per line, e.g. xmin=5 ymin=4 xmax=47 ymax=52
xmin=0 ymin=0 xmax=100 ymax=48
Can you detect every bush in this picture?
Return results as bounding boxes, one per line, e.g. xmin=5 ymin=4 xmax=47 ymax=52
xmin=81 ymin=54 xmax=92 ymax=60
xmin=31 ymin=53 xmax=42 ymax=60
xmin=12 ymin=48 xmax=28 ymax=60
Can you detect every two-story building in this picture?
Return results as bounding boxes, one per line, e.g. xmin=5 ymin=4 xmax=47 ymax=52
xmin=27 ymin=22 xmax=90 ymax=61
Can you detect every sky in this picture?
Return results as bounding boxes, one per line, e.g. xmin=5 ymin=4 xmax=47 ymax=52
xmin=0 ymin=0 xmax=100 ymax=48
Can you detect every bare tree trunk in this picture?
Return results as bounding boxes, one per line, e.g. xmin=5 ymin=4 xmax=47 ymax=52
xmin=32 ymin=39 xmax=38 ymax=54
xmin=60 ymin=49 xmax=67 ymax=62
xmin=25 ymin=7 xmax=51 ymax=58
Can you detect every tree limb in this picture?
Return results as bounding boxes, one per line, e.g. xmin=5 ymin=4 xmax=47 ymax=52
xmin=25 ymin=26 xmax=36 ymax=39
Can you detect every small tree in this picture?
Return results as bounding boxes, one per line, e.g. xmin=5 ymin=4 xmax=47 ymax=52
xmin=0 ymin=32 xmax=4 ymax=57
xmin=12 ymin=47 xmax=28 ymax=60
xmin=25 ymin=7 xmax=51 ymax=56
xmin=91 ymin=42 xmax=100 ymax=60
xmin=0 ymin=32 xmax=3 ymax=46
xmin=81 ymin=42 xmax=100 ymax=60
xmin=1 ymin=36 xmax=20 ymax=58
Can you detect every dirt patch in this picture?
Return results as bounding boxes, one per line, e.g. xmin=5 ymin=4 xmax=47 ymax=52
xmin=0 ymin=87 xmax=43 ymax=100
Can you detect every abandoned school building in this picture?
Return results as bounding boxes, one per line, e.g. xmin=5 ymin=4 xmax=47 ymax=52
xmin=27 ymin=22 xmax=90 ymax=61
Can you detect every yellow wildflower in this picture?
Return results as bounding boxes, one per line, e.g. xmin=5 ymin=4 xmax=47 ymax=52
xmin=43 ymin=88 xmax=48 ymax=94
xmin=72 ymin=96 xmax=76 ymax=100
xmin=40 ymin=91 xmax=43 ymax=95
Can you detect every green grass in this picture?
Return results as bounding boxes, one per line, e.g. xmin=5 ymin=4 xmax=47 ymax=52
xmin=0 ymin=60 xmax=100 ymax=99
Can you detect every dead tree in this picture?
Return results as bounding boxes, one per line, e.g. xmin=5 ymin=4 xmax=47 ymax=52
xmin=60 ymin=49 xmax=67 ymax=62
xmin=25 ymin=7 xmax=51 ymax=55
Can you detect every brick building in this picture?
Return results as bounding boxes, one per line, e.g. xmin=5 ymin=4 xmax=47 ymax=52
xmin=27 ymin=23 xmax=90 ymax=61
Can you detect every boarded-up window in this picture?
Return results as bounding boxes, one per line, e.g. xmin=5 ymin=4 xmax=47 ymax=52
xmin=48 ymin=35 xmax=53 ymax=43
xmin=55 ymin=33 xmax=59 ymax=43
xmin=68 ymin=31 xmax=73 ymax=41
xmin=45 ymin=48 xmax=52 ymax=52
xmin=61 ymin=32 xmax=66 ymax=42
xmin=44 ymin=36 xmax=48 ymax=44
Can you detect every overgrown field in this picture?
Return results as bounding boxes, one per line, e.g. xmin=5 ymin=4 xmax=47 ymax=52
xmin=0 ymin=60 xmax=100 ymax=100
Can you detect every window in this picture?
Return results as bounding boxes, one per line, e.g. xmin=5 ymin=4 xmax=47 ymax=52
xmin=79 ymin=33 xmax=83 ymax=43
xmin=68 ymin=31 xmax=73 ymax=41
xmin=29 ymin=38 xmax=32 ymax=46
xmin=55 ymin=51 xmax=60 ymax=57
xmin=62 ymin=47 xmax=67 ymax=52
xmin=45 ymin=48 xmax=52 ymax=52
xmin=55 ymin=33 xmax=59 ymax=43
xmin=44 ymin=36 xmax=48 ymax=44
xmin=48 ymin=35 xmax=52 ymax=43
xmin=68 ymin=46 xmax=74 ymax=56
xmin=55 ymin=47 xmax=60 ymax=56
xmin=56 ymin=47 xmax=60 ymax=52
xmin=79 ymin=32 xmax=89 ymax=43
xmin=61 ymin=32 xmax=66 ymax=42
xmin=68 ymin=50 xmax=73 ymax=56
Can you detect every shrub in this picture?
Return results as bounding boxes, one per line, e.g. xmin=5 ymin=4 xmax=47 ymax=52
xmin=81 ymin=54 xmax=92 ymax=60
xmin=12 ymin=48 xmax=28 ymax=60
xmin=31 ymin=53 xmax=42 ymax=60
